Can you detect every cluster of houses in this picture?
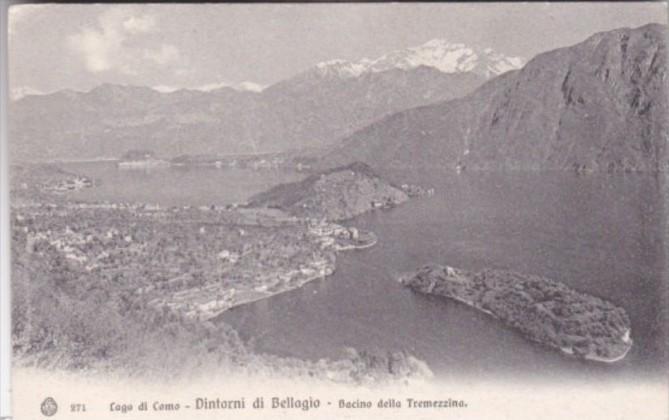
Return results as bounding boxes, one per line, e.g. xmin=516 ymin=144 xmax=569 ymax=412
xmin=400 ymin=183 xmax=435 ymax=197
xmin=148 ymin=250 xmax=335 ymax=321
xmin=308 ymin=219 xmax=359 ymax=239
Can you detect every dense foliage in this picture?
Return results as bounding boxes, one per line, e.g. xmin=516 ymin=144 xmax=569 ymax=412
xmin=402 ymin=265 xmax=632 ymax=361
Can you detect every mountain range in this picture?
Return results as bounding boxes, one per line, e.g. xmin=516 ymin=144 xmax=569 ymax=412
xmin=323 ymin=24 xmax=669 ymax=173
xmin=313 ymin=39 xmax=523 ymax=79
xmin=10 ymin=25 xmax=668 ymax=173
xmin=9 ymin=39 xmax=522 ymax=162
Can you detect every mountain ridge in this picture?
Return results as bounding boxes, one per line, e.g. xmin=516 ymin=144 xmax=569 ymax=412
xmin=11 ymin=38 xmax=520 ymax=103
xmin=309 ymin=38 xmax=524 ymax=79
xmin=10 ymin=66 xmax=485 ymax=161
xmin=322 ymin=23 xmax=669 ymax=173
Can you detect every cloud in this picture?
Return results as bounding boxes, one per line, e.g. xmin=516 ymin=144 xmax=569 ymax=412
xmin=122 ymin=15 xmax=156 ymax=34
xmin=68 ymin=27 xmax=119 ymax=73
xmin=144 ymin=44 xmax=180 ymax=65
xmin=8 ymin=4 xmax=46 ymax=36
xmin=67 ymin=7 xmax=180 ymax=75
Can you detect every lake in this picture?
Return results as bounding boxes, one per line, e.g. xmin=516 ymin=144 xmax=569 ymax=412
xmin=65 ymin=161 xmax=305 ymax=207
xmin=63 ymin=162 xmax=667 ymax=382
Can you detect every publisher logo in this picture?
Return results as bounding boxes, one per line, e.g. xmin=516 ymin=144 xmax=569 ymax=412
xmin=41 ymin=397 xmax=58 ymax=417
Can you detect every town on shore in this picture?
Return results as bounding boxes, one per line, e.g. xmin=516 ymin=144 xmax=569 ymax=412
xmin=11 ymin=162 xmax=436 ymax=383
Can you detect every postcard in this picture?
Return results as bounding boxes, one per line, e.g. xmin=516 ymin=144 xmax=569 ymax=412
xmin=2 ymin=2 xmax=668 ymax=419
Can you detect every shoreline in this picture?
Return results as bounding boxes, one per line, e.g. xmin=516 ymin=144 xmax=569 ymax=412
xmin=450 ymin=295 xmax=632 ymax=364
xmin=334 ymin=231 xmax=378 ymax=251
xmin=209 ymin=269 xmax=335 ymax=321
xmin=207 ymin=232 xmax=379 ymax=320
xmin=118 ymin=159 xmax=171 ymax=169
xmin=399 ymin=267 xmax=633 ymax=364
xmin=13 ymin=196 xmax=381 ymax=325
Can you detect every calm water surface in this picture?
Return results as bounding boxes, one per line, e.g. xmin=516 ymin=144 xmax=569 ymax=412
xmin=64 ymin=163 xmax=667 ymax=382
xmin=66 ymin=161 xmax=304 ymax=206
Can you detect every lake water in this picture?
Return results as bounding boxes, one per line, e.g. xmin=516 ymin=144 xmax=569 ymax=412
xmin=65 ymin=161 xmax=305 ymax=206
xmin=64 ymin=163 xmax=667 ymax=382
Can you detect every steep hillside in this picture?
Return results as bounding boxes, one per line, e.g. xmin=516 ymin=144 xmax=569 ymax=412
xmin=324 ymin=24 xmax=669 ymax=173
xmin=259 ymin=66 xmax=484 ymax=152
xmin=247 ymin=162 xmax=409 ymax=221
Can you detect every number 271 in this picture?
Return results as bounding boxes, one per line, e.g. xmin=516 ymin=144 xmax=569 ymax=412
xmin=71 ymin=404 xmax=87 ymax=412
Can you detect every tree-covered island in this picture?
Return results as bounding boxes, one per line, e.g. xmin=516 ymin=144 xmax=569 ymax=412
xmin=399 ymin=264 xmax=632 ymax=363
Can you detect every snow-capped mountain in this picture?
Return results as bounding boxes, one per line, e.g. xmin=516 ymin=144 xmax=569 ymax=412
xmin=10 ymin=39 xmax=503 ymax=161
xmin=235 ymin=81 xmax=265 ymax=93
xmin=151 ymin=81 xmax=265 ymax=94
xmin=314 ymin=39 xmax=524 ymax=79
xmin=193 ymin=81 xmax=266 ymax=93
xmin=10 ymin=86 xmax=45 ymax=100
xmin=324 ymin=24 xmax=668 ymax=173
xmin=314 ymin=59 xmax=371 ymax=79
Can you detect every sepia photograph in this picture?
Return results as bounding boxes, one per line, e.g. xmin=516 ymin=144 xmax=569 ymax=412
xmin=1 ymin=2 xmax=668 ymax=419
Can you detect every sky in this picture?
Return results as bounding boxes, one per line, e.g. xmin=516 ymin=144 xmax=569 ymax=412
xmin=7 ymin=2 xmax=669 ymax=95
